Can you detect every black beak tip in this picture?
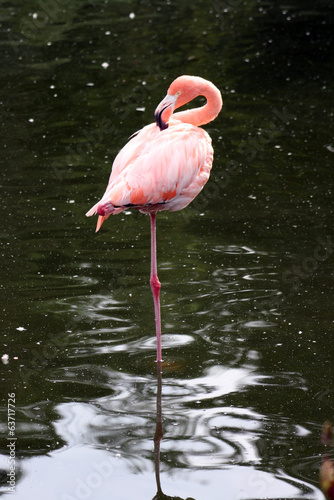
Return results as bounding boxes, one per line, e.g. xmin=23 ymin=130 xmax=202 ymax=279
xmin=154 ymin=109 xmax=169 ymax=131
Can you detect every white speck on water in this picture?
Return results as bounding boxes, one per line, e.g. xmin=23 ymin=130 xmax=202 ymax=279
xmin=129 ymin=12 xmax=135 ymax=19
xmin=16 ymin=326 xmax=26 ymax=331
xmin=1 ymin=354 xmax=9 ymax=364
xmin=102 ymin=62 xmax=109 ymax=69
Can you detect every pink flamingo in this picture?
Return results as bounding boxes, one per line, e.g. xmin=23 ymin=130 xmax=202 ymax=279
xmin=86 ymin=75 xmax=223 ymax=363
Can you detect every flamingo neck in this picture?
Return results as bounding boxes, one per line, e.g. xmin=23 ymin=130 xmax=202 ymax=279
xmin=173 ymin=83 xmax=223 ymax=127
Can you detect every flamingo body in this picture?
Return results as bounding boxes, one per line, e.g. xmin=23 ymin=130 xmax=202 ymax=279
xmin=86 ymin=75 xmax=222 ymax=232
xmin=86 ymin=121 xmax=213 ymax=231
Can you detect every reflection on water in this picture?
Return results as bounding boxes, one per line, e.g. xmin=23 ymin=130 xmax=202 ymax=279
xmin=0 ymin=360 xmax=324 ymax=499
xmin=0 ymin=238 xmax=327 ymax=498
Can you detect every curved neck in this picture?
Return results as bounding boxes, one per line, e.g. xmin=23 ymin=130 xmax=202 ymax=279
xmin=173 ymin=83 xmax=223 ymax=127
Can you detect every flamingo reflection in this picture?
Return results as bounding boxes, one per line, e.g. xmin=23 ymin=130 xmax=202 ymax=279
xmin=320 ymin=421 xmax=334 ymax=500
xmin=152 ymin=361 xmax=196 ymax=500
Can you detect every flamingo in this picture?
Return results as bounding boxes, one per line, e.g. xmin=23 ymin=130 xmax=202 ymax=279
xmin=320 ymin=421 xmax=334 ymax=499
xmin=320 ymin=455 xmax=334 ymax=500
xmin=86 ymin=75 xmax=223 ymax=363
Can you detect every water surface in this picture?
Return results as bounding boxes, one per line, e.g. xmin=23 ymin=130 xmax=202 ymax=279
xmin=0 ymin=1 xmax=333 ymax=499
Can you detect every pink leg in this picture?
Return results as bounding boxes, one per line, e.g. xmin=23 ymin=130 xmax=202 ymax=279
xmin=150 ymin=213 xmax=162 ymax=362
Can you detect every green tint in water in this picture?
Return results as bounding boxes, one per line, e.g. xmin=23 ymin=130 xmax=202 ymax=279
xmin=0 ymin=0 xmax=333 ymax=499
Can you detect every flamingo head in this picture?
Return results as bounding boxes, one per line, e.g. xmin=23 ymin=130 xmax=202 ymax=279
xmin=154 ymin=92 xmax=179 ymax=131
xmin=155 ymin=75 xmax=220 ymax=130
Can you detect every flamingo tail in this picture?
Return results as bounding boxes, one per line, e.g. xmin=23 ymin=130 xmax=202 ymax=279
xmin=96 ymin=215 xmax=109 ymax=232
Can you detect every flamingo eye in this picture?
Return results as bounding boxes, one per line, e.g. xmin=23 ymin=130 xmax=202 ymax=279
xmin=175 ymin=91 xmax=181 ymax=97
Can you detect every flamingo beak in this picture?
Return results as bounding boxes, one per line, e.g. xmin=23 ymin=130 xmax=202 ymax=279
xmin=154 ymin=93 xmax=178 ymax=131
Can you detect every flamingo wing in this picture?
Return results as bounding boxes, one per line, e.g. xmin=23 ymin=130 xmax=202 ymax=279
xmin=108 ymin=123 xmax=159 ymax=181
xmin=94 ymin=123 xmax=212 ymax=213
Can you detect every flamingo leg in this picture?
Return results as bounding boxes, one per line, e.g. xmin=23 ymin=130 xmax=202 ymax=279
xmin=150 ymin=213 xmax=162 ymax=363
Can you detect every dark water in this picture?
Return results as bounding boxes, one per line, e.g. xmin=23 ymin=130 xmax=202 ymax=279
xmin=1 ymin=0 xmax=333 ymax=498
